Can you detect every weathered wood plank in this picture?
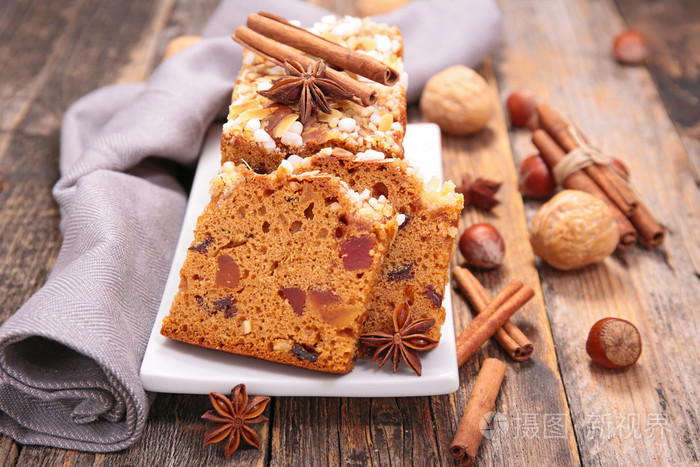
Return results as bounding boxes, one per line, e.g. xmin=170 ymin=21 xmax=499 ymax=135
xmin=441 ymin=60 xmax=581 ymax=467
xmin=493 ymin=0 xmax=700 ymax=464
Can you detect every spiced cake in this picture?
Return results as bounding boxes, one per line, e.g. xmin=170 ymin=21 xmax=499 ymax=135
xmin=289 ymin=148 xmax=464 ymax=343
xmin=221 ymin=15 xmax=407 ymax=173
xmin=161 ymin=161 xmax=398 ymax=374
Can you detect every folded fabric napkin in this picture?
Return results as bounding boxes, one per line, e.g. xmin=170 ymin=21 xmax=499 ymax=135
xmin=0 ymin=0 xmax=500 ymax=452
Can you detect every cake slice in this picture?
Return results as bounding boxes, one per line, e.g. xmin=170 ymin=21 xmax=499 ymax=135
xmin=221 ymin=15 xmax=407 ymax=173
xmin=290 ymin=148 xmax=464 ymax=344
xmin=161 ymin=161 xmax=398 ymax=374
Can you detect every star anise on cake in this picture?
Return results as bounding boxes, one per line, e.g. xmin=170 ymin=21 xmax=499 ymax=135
xmin=202 ymin=384 xmax=270 ymax=458
xmin=360 ymin=302 xmax=439 ymax=376
xmin=456 ymin=175 xmax=501 ymax=210
xmin=258 ymin=59 xmax=354 ymax=124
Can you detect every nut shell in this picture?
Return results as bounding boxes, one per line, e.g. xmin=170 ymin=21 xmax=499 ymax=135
xmin=530 ymin=190 xmax=619 ymax=271
xmin=419 ymin=66 xmax=494 ymax=136
xmin=458 ymin=223 xmax=505 ymax=269
xmin=586 ymin=317 xmax=642 ymax=369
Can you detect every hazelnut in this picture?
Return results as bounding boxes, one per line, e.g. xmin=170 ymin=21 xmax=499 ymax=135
xmin=530 ymin=190 xmax=619 ymax=271
xmin=586 ymin=318 xmax=641 ymax=369
xmin=613 ymin=30 xmax=648 ymax=65
xmin=518 ymin=154 xmax=556 ymax=199
xmin=506 ymin=89 xmax=538 ymax=128
xmin=611 ymin=157 xmax=630 ymax=181
xmin=459 ymin=223 xmax=505 ymax=269
xmin=419 ymin=66 xmax=494 ymax=136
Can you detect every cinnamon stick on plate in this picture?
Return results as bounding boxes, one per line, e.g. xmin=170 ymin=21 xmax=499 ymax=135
xmin=532 ymin=129 xmax=638 ymax=249
xmin=233 ymin=26 xmax=377 ymax=106
xmin=450 ymin=358 xmax=506 ymax=467
xmin=453 ymin=267 xmax=533 ymax=361
xmin=248 ymin=12 xmax=400 ymax=86
xmin=455 ymin=280 xmax=535 ymax=367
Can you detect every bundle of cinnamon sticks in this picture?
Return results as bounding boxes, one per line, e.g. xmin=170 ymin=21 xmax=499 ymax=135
xmin=530 ymin=102 xmax=664 ymax=250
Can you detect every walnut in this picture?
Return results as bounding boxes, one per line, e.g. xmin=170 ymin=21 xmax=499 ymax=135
xmin=530 ymin=190 xmax=619 ymax=271
xmin=419 ymin=65 xmax=495 ymax=136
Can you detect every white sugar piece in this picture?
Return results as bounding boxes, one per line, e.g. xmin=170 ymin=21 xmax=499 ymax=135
xmin=223 ymin=120 xmax=235 ymax=132
xmin=263 ymin=140 xmax=277 ymax=152
xmin=289 ymin=19 xmax=301 ymax=27
xmin=281 ymin=131 xmax=303 ymax=147
xmin=370 ymin=112 xmax=381 ymax=126
xmin=269 ymin=65 xmax=285 ymax=75
xmin=288 ymin=121 xmax=303 ymax=135
xmin=390 ymin=122 xmax=403 ymax=132
xmin=254 ymin=129 xmax=272 ymax=143
xmin=375 ymin=34 xmax=391 ymax=53
xmin=356 ymin=149 xmax=385 ymax=161
xmin=279 ymin=160 xmax=293 ymax=174
xmin=245 ymin=118 xmax=261 ymax=131
xmin=257 ymin=81 xmax=273 ymax=92
xmin=396 ymin=213 xmax=406 ymax=226
xmin=377 ymin=195 xmax=387 ymax=203
xmin=338 ymin=117 xmax=356 ymax=133
xmin=242 ymin=52 xmax=255 ymax=66
xmin=391 ymin=39 xmax=401 ymax=53
xmin=360 ymin=188 xmax=371 ymax=200
xmin=286 ymin=154 xmax=304 ymax=168
xmin=368 ymin=197 xmax=379 ymax=208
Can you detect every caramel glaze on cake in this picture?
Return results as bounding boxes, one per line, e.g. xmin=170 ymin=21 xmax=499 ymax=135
xmin=161 ymin=162 xmax=398 ymax=374
xmin=291 ymin=148 xmax=464 ymax=345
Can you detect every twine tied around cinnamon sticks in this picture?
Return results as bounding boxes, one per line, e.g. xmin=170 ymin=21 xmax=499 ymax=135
xmin=533 ymin=102 xmax=664 ymax=249
xmin=551 ymin=126 xmax=618 ymax=186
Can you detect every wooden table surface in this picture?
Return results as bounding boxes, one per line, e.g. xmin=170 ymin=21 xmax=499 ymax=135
xmin=1 ymin=0 xmax=698 ymax=465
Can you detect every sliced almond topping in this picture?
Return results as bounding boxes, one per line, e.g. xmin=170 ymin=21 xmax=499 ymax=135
xmin=237 ymin=107 xmax=276 ymax=124
xmin=378 ymin=113 xmax=394 ymax=132
xmin=227 ymin=100 xmax=258 ymax=120
xmin=274 ymin=113 xmax=300 ymax=138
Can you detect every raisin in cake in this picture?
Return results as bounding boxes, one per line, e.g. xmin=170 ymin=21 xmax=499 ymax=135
xmin=221 ymin=15 xmax=407 ymax=173
xmin=161 ymin=161 xmax=398 ymax=374
xmin=290 ymin=148 xmax=463 ymax=343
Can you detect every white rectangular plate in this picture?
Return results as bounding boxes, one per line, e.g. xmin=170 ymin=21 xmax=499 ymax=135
xmin=140 ymin=123 xmax=459 ymax=397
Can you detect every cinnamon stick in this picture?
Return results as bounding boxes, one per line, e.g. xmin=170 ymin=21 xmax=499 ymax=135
xmin=453 ymin=267 xmax=533 ymax=361
xmin=537 ymin=102 xmax=637 ymax=216
xmin=233 ymin=26 xmax=377 ymax=106
xmin=532 ymin=129 xmax=638 ymax=249
xmin=536 ymin=102 xmax=664 ymax=249
xmin=249 ymin=12 xmax=399 ymax=86
xmin=455 ymin=280 xmax=535 ymax=367
xmin=449 ymin=358 xmax=506 ymax=466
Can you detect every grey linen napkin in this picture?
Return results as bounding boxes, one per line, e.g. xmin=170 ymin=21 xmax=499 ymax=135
xmin=0 ymin=0 xmax=500 ymax=452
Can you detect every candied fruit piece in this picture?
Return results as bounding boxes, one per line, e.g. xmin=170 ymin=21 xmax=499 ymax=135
xmin=424 ymin=285 xmax=443 ymax=308
xmin=216 ymin=254 xmax=240 ymax=288
xmin=339 ymin=235 xmax=376 ymax=271
xmin=387 ymin=262 xmax=414 ymax=281
xmin=189 ymin=234 xmax=214 ymax=253
xmin=308 ymin=288 xmax=341 ymax=307
xmin=280 ymin=287 xmax=306 ymax=316
xmin=213 ymin=296 xmax=237 ymax=318
xmin=291 ymin=343 xmax=319 ymax=362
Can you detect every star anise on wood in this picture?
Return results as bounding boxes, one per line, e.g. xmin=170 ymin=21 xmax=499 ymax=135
xmin=258 ymin=59 xmax=354 ymax=124
xmin=360 ymin=302 xmax=439 ymax=376
xmin=202 ymin=384 xmax=270 ymax=459
xmin=456 ymin=175 xmax=501 ymax=210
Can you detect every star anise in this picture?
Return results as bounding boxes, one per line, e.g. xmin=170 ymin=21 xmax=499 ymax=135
xmin=202 ymin=384 xmax=270 ymax=459
xmin=359 ymin=302 xmax=439 ymax=376
xmin=258 ymin=59 xmax=354 ymax=124
xmin=456 ymin=175 xmax=501 ymax=210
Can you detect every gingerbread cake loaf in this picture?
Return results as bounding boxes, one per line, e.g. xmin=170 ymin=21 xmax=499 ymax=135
xmin=161 ymin=161 xmax=398 ymax=374
xmin=221 ymin=14 xmax=407 ymax=173
xmin=289 ymin=148 xmax=464 ymax=343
